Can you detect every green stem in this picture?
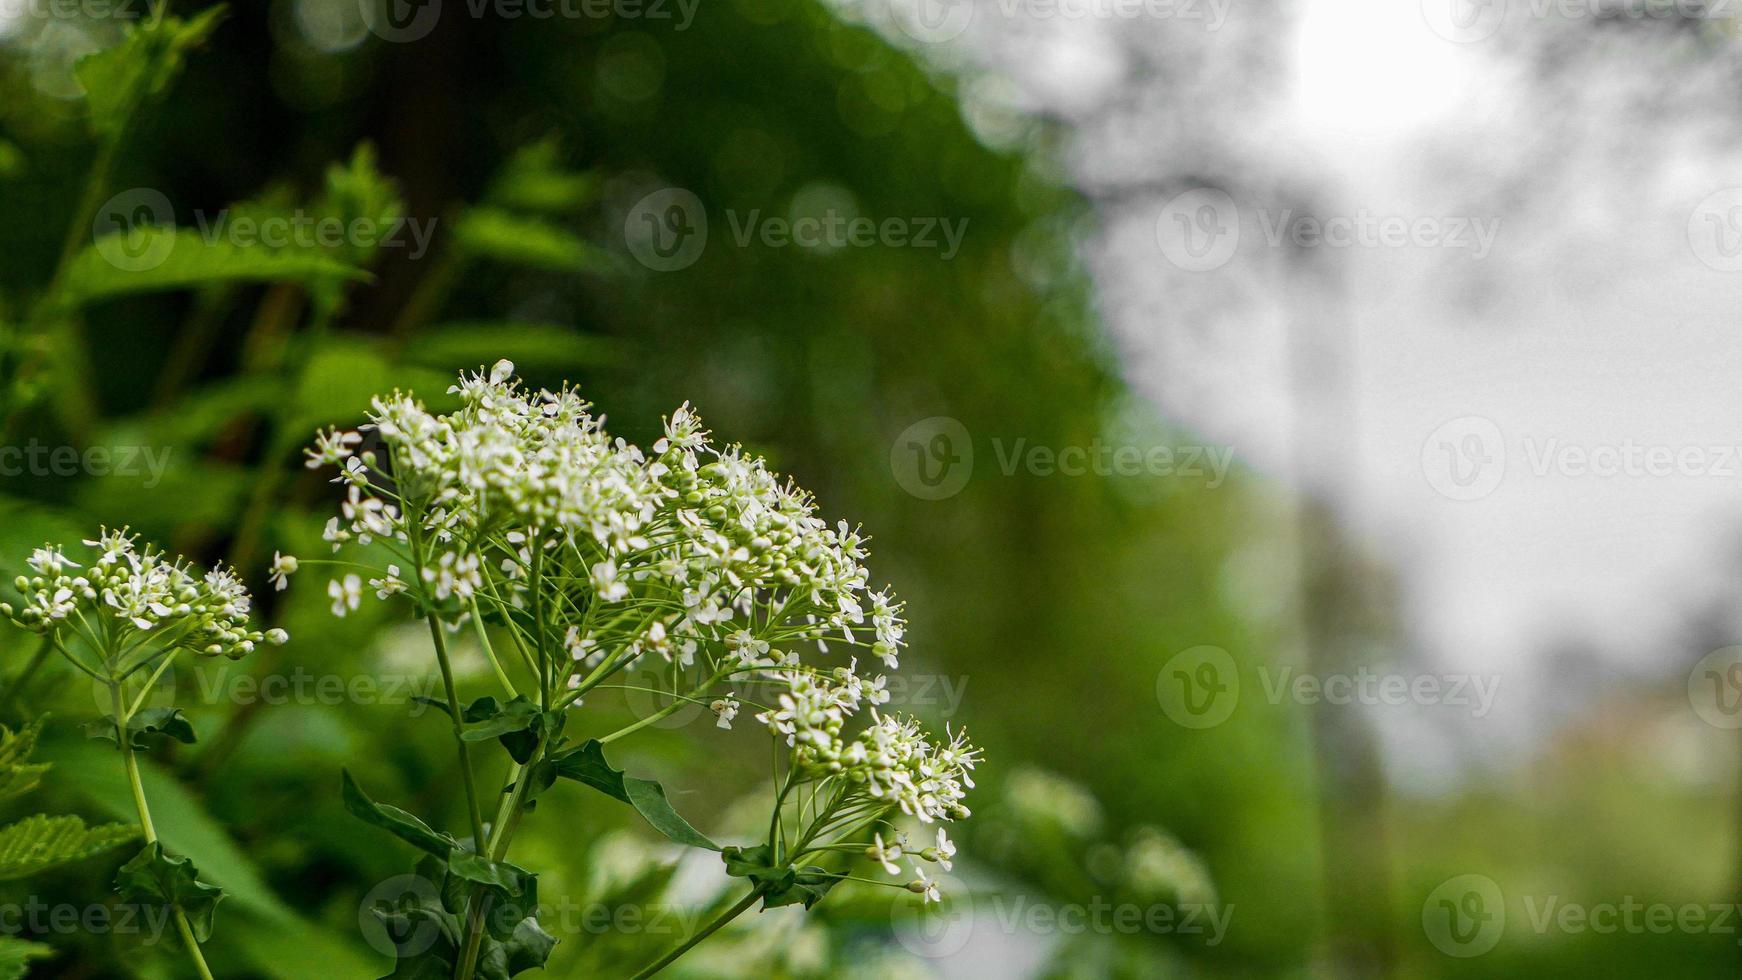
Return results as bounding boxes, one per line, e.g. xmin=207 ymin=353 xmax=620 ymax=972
xmin=425 ymin=615 xmax=488 ymax=851
xmin=629 ymin=886 xmax=768 ymax=980
xmin=111 ymin=682 xmax=215 ymax=980
xmin=453 ymin=745 xmax=540 ymax=980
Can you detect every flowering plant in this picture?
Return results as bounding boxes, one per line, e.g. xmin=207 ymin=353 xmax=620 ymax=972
xmin=284 ymin=362 xmax=980 ymax=978
xmin=0 ymin=529 xmax=287 ymax=980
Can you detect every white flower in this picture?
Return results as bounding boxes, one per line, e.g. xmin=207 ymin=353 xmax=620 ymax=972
xmin=867 ymin=832 xmax=904 ymax=875
xmin=268 ymin=552 xmax=298 ymax=591
xmin=725 ymin=629 xmax=770 ymax=666
xmin=710 ymin=694 xmax=739 ymax=729
xmin=589 ymin=560 xmax=628 ymax=602
xmin=371 ymin=565 xmax=407 ymax=599
xmin=907 ymin=867 xmax=941 ymax=904
xmin=306 ymin=427 xmax=361 ymax=469
xmin=924 ymin=829 xmax=955 ymax=871
xmin=328 ymin=575 xmax=362 ymax=617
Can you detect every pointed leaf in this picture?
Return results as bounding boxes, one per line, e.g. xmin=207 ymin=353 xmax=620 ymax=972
xmin=549 ymin=740 xmax=718 ymax=850
xmin=341 ymin=770 xmax=457 ymax=858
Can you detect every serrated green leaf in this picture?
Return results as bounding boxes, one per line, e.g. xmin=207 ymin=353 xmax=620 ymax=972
xmin=548 ymin=740 xmax=719 ymax=851
xmin=0 ymin=814 xmax=137 ymax=880
xmin=0 ymin=936 xmax=52 ymax=980
xmin=115 ymin=842 xmax=226 ymax=942
xmin=452 ymin=208 xmax=612 ymax=274
xmin=0 ymin=718 xmax=51 ymax=803
xmin=60 ymin=229 xmax=369 ymax=307
xmin=445 ymin=850 xmax=534 ymax=898
xmin=341 ymin=769 xmax=457 ymax=858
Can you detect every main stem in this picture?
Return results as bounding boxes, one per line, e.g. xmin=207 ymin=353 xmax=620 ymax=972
xmin=629 ymin=886 xmax=768 ymax=980
xmin=111 ymin=681 xmax=215 ymax=980
xmin=453 ymin=746 xmax=540 ymax=980
xmin=426 ymin=615 xmax=488 ymax=850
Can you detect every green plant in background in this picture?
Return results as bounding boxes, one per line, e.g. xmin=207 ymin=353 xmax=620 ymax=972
xmin=0 ymin=531 xmax=285 ymax=978
xmin=283 ymin=363 xmax=980 ymax=977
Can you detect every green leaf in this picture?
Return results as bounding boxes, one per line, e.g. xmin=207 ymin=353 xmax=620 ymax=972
xmin=0 ymin=718 xmax=52 ymax=803
xmin=60 ymin=229 xmax=369 ymax=308
xmin=761 ymin=867 xmax=841 ymax=910
xmin=74 ymin=7 xmax=225 ymax=138
xmin=370 ymin=857 xmax=554 ymax=980
xmin=0 ymin=814 xmax=137 ymax=880
xmin=0 ymin=936 xmax=52 ymax=980
xmin=115 ymin=842 xmax=226 ymax=942
xmin=720 ymin=846 xmax=840 ymax=910
xmin=485 ymin=137 xmax=597 ymax=214
xmin=341 ymin=770 xmax=458 ymax=858
xmin=457 ymin=696 xmax=561 ymax=765
xmin=452 ymin=208 xmax=613 ymax=274
xmin=445 ymin=851 xmax=534 ymax=898
xmin=82 ymin=707 xmax=197 ymax=748
xmin=548 ymin=741 xmax=719 ymax=851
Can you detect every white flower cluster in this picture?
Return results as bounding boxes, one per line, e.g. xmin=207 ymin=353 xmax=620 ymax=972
xmin=301 ymin=361 xmax=910 ymax=681
xmin=1 ymin=529 xmax=286 ymax=659
xmin=771 ymin=684 xmax=979 ymax=825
